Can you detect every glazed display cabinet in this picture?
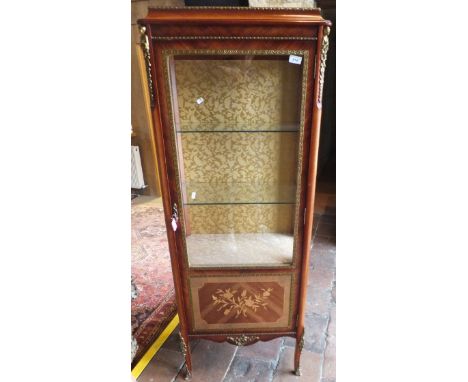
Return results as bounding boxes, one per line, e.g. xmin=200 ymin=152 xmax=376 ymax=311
xmin=138 ymin=7 xmax=331 ymax=378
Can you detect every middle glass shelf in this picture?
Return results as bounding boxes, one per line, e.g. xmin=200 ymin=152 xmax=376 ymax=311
xmin=181 ymin=182 xmax=296 ymax=205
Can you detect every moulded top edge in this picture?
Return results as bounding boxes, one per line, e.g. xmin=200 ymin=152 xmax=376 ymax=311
xmin=139 ymin=7 xmax=329 ymax=25
xmin=146 ymin=6 xmax=322 ymax=12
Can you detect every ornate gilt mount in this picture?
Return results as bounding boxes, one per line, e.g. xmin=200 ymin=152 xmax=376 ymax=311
xmin=318 ymin=26 xmax=331 ymax=105
xmin=178 ymin=332 xmax=192 ymax=380
xmin=295 ymin=331 xmax=305 ymax=376
xmin=226 ymin=334 xmax=260 ymax=346
xmin=178 ymin=332 xmax=188 ymax=357
xmin=139 ymin=25 xmax=155 ymax=108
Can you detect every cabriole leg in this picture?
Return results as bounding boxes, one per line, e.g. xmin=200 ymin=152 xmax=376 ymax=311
xmin=178 ymin=331 xmax=192 ymax=380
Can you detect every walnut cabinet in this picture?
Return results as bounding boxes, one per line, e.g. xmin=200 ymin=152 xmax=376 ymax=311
xmin=138 ymin=7 xmax=331 ymax=378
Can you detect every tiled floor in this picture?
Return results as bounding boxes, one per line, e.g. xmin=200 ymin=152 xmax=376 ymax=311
xmin=137 ymin=164 xmax=336 ymax=382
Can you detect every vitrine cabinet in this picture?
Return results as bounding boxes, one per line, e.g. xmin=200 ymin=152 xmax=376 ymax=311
xmin=138 ymin=7 xmax=331 ymax=378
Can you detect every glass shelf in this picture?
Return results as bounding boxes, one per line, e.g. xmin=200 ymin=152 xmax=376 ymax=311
xmin=177 ymin=123 xmax=299 ymax=133
xmin=182 ymin=182 xmax=296 ymax=205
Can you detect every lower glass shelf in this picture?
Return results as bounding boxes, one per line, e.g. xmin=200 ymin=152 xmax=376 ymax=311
xmin=186 ymin=233 xmax=293 ymax=267
xmin=182 ymin=182 xmax=297 ymax=205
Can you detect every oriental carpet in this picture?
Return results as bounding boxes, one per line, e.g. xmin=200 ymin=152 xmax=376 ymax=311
xmin=131 ymin=198 xmax=177 ymax=368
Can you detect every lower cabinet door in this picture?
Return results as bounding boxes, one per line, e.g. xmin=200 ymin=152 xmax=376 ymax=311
xmin=188 ymin=273 xmax=295 ymax=332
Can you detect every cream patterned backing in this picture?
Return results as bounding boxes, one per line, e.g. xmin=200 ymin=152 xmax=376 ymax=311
xmin=186 ymin=204 xmax=295 ymax=234
xmin=173 ymin=59 xmax=302 ymax=235
xmin=174 ymin=60 xmax=301 ymax=129
xmin=180 ymin=132 xmax=298 ymax=184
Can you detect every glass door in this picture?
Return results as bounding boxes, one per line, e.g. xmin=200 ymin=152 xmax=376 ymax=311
xmin=164 ymin=51 xmax=308 ymax=268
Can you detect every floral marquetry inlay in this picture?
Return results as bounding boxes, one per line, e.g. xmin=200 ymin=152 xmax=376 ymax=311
xmin=191 ymin=276 xmax=293 ymax=331
xmin=212 ymin=287 xmax=273 ymax=318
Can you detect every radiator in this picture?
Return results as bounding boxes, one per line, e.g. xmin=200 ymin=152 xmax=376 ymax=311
xmin=131 ymin=146 xmax=146 ymax=189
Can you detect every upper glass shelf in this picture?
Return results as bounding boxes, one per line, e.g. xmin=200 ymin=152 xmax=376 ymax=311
xmin=176 ymin=122 xmax=299 ymax=133
xmin=182 ymin=182 xmax=296 ymax=205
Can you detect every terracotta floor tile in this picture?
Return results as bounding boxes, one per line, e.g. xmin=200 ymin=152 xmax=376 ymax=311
xmin=160 ymin=327 xmax=182 ymax=353
xmin=322 ymin=335 xmax=336 ymax=381
xmin=315 ymin=222 xmax=336 ymax=238
xmin=224 ymin=357 xmax=275 ymax=382
xmin=161 ymin=327 xmax=200 ymax=354
xmin=137 ymin=348 xmax=184 ymax=382
xmin=303 ymin=313 xmax=329 ymax=354
xmin=311 ymin=236 xmax=336 ymax=255
xmin=307 ymin=281 xmax=332 ymax=316
xmin=175 ymin=340 xmax=237 ymax=382
xmin=282 ymin=336 xmax=297 ymax=348
xmin=319 ymin=214 xmax=336 ymax=225
xmin=308 ymin=262 xmax=334 ymax=288
xmin=236 ymin=337 xmax=284 ymax=365
xmin=273 ymin=347 xmax=322 ymax=382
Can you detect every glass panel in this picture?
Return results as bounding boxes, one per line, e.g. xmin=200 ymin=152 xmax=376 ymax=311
xmin=167 ymin=53 xmax=305 ymax=268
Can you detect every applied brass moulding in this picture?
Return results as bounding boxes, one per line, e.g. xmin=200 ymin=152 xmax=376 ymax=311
xmin=227 ymin=334 xmax=260 ymax=346
xmin=179 ymin=331 xmax=188 ymax=357
xmin=318 ymin=26 xmax=331 ymax=105
xmin=139 ymin=26 xmax=155 ymax=108
xmin=152 ymin=36 xmax=317 ymax=41
xmin=178 ymin=332 xmax=192 ymax=380
xmin=189 ymin=331 xmax=296 ymax=337
xmin=295 ymin=330 xmax=305 ymax=376
xmin=149 ymin=6 xmax=321 ymax=11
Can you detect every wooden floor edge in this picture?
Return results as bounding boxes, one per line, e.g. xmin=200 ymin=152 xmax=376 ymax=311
xmin=131 ymin=314 xmax=180 ymax=379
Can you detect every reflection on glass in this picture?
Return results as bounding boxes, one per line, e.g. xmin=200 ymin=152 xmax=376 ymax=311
xmin=168 ymin=55 xmax=304 ymax=268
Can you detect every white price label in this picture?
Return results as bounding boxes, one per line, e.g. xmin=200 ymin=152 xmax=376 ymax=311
xmin=289 ymin=55 xmax=302 ymax=65
xmin=191 ymin=191 xmax=197 ymax=200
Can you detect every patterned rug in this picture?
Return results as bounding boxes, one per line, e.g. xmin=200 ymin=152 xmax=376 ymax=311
xmin=131 ymin=200 xmax=177 ymax=368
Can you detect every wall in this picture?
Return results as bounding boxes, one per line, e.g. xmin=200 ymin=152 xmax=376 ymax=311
xmin=131 ymin=0 xmax=162 ymax=196
xmin=316 ymin=0 xmax=336 ymax=174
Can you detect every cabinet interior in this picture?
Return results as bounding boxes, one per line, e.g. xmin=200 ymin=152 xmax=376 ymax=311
xmin=168 ymin=55 xmax=304 ymax=268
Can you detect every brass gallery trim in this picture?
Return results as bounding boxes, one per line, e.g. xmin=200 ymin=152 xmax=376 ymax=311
xmin=318 ymin=26 xmax=331 ymax=105
xmin=189 ymin=331 xmax=296 ymax=337
xmin=152 ymin=36 xmax=317 ymax=41
xmin=162 ymin=49 xmax=309 ymax=271
xmin=150 ymin=6 xmax=321 ymax=11
xmin=187 ymin=261 xmax=296 ymax=270
xmin=139 ymin=26 xmax=155 ymax=108
xmin=227 ymin=334 xmax=260 ymax=346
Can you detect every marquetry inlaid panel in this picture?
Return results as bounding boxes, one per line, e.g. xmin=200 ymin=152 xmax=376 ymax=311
xmin=189 ymin=274 xmax=293 ymax=331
